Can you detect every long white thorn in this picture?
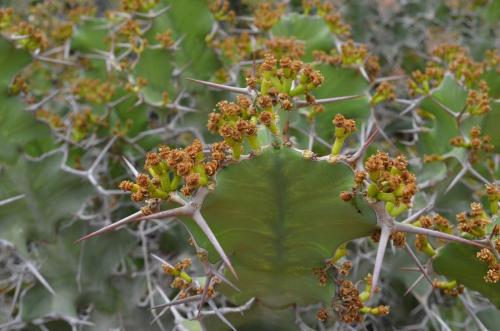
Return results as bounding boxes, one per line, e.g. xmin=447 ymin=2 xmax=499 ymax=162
xmin=0 ymin=194 xmax=25 ymax=207
xmin=75 ymin=211 xmax=143 ymax=243
xmin=135 ymin=206 xmax=191 ymax=221
xmin=187 ymin=78 xmax=251 ymax=95
xmin=404 ymin=273 xmax=425 ymax=296
xmin=208 ymin=300 xmax=237 ymax=331
xmin=371 ymin=224 xmax=391 ymax=298
xmin=25 ymin=262 xmax=55 ymax=295
xmin=122 ymin=156 xmax=139 ymax=177
xmin=151 ymin=295 xmax=202 ymax=310
xmin=444 ymin=166 xmax=467 ymax=194
xmin=394 ymin=223 xmax=486 ymax=248
xmin=151 ymin=253 xmax=176 ymax=270
xmin=193 ymin=212 xmax=237 ymax=279
xmin=295 ymin=95 xmax=363 ymax=108
xmin=197 ymin=274 xmax=214 ymax=318
xmin=404 ymin=243 xmax=433 ymax=285
xmin=211 ymin=268 xmax=240 ymax=292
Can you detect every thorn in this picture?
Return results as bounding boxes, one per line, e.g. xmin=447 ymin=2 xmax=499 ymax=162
xmin=403 ymin=242 xmax=433 ymax=285
xmin=208 ymin=300 xmax=237 ymax=331
xmin=197 ymin=274 xmax=214 ymax=319
xmin=295 ymin=95 xmax=363 ymax=108
xmin=122 ymin=156 xmax=139 ymax=178
xmin=192 ymin=212 xmax=238 ymax=279
xmin=444 ymin=166 xmax=467 ymax=194
xmin=25 ymin=262 xmax=55 ymax=295
xmin=0 ymin=194 xmax=25 ymax=207
xmin=347 ymin=127 xmax=378 ymax=163
xmin=75 ymin=211 xmax=143 ymax=243
xmin=394 ymin=222 xmax=487 ymax=249
xmin=400 ymin=267 xmax=420 ymax=272
xmin=211 ymin=268 xmax=240 ymax=292
xmin=134 ymin=5 xmax=170 ymax=19
xmin=150 ymin=253 xmax=174 ymax=269
xmin=134 ymin=206 xmax=191 ymax=221
xmin=401 ymin=194 xmax=436 ymax=224
xmin=186 ymin=78 xmax=251 ymax=95
xmin=404 ymin=273 xmax=425 ymax=296
xmin=430 ymin=95 xmax=460 ymax=118
xmin=151 ymin=295 xmax=202 ymax=310
xmin=371 ymin=224 xmax=391 ymax=298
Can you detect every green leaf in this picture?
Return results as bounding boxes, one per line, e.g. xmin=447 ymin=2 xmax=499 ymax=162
xmin=166 ymin=0 xmax=220 ymax=80
xmin=71 ymin=18 xmax=108 ymax=52
xmin=433 ymin=243 xmax=500 ymax=309
xmin=0 ymin=37 xmax=52 ymax=163
xmin=312 ymin=65 xmax=370 ymax=148
xmin=186 ymin=148 xmax=377 ymax=307
xmin=134 ymin=48 xmax=174 ymax=105
xmin=272 ymin=13 xmax=332 ymax=61
xmin=0 ymin=37 xmax=31 ymax=89
xmin=21 ymin=222 xmax=139 ymax=323
xmin=478 ymin=307 xmax=500 ymax=330
xmin=482 ymin=101 xmax=500 ymax=153
xmin=417 ymin=75 xmax=467 ymax=155
xmin=0 ymin=153 xmax=94 ymax=254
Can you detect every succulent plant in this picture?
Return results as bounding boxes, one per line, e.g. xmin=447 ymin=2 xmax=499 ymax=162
xmin=0 ymin=1 xmax=498 ymax=330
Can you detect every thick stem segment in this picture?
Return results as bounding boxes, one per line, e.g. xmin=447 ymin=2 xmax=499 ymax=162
xmin=331 ymin=136 xmax=345 ymax=156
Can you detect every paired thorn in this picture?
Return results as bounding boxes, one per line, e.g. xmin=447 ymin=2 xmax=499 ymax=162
xmin=0 ymin=194 xmax=25 ymax=207
xmin=77 ymin=205 xmax=195 ymax=243
xmin=150 ymin=253 xmax=173 ymax=269
xmin=197 ymin=274 xmax=214 ymax=319
xmin=208 ymin=300 xmax=237 ymax=331
xmin=151 ymin=295 xmax=202 ymax=310
xmin=371 ymin=224 xmax=391 ymax=298
xmin=295 ymin=94 xmax=363 ymax=108
xmin=186 ymin=78 xmax=251 ymax=96
xmin=404 ymin=273 xmax=425 ymax=297
xmin=444 ymin=166 xmax=467 ymax=194
xmin=135 ymin=206 xmax=192 ymax=221
xmin=75 ymin=211 xmax=143 ymax=243
xmin=122 ymin=156 xmax=139 ymax=178
xmin=403 ymin=242 xmax=433 ymax=285
xmin=192 ymin=212 xmax=238 ymax=279
xmin=394 ymin=222 xmax=487 ymax=249
xmin=26 ymin=261 xmax=56 ymax=295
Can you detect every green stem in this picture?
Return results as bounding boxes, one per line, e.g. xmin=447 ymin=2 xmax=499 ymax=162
xmin=289 ymin=84 xmax=306 ymax=97
xmin=231 ymin=143 xmax=242 ymax=160
xmin=246 ymin=135 xmax=261 ymax=152
xmin=170 ymin=175 xmax=181 ymax=191
xmin=367 ymin=183 xmax=379 ymax=197
xmin=270 ymin=76 xmax=283 ymax=91
xmin=389 ymin=203 xmax=408 ymax=217
xmin=160 ymin=174 xmax=171 ymax=192
xmin=194 ymin=164 xmax=208 ymax=186
xmin=377 ymin=192 xmax=396 ymax=203
xmin=331 ymin=137 xmax=345 ymax=156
